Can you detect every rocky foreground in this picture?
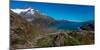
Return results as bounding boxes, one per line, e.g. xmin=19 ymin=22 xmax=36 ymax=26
xmin=10 ymin=10 xmax=94 ymax=50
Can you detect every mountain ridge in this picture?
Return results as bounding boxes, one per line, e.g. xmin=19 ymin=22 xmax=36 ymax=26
xmin=11 ymin=8 xmax=94 ymax=31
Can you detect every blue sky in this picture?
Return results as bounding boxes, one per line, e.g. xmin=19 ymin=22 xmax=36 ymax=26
xmin=10 ymin=1 xmax=94 ymax=22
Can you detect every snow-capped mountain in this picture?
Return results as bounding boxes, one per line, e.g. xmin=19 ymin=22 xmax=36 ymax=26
xmin=11 ymin=8 xmax=54 ymax=26
xmin=11 ymin=8 xmax=38 ymax=14
xmin=11 ymin=8 xmax=38 ymax=22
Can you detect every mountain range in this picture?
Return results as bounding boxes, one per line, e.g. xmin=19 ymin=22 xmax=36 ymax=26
xmin=11 ymin=8 xmax=94 ymax=31
xmin=10 ymin=8 xmax=94 ymax=49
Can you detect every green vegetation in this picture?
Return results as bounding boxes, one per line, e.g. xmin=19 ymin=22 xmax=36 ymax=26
xmin=35 ymin=30 xmax=94 ymax=47
xmin=37 ymin=37 xmax=53 ymax=47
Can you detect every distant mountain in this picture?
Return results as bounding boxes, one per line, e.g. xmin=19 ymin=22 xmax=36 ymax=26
xmin=19 ymin=8 xmax=37 ymax=22
xmin=80 ymin=20 xmax=94 ymax=31
xmin=48 ymin=20 xmax=83 ymax=30
xmin=48 ymin=20 xmax=94 ymax=31
xmin=81 ymin=20 xmax=94 ymax=25
xmin=11 ymin=8 xmax=54 ymax=28
xmin=51 ymin=20 xmax=82 ymax=25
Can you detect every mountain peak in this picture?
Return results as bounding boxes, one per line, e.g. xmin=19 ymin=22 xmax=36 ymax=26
xmin=22 ymin=7 xmax=35 ymax=15
xmin=11 ymin=7 xmax=38 ymax=14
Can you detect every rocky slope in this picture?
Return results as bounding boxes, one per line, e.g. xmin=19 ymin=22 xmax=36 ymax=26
xmin=10 ymin=9 xmax=55 ymax=49
xmin=10 ymin=10 xmax=36 ymax=49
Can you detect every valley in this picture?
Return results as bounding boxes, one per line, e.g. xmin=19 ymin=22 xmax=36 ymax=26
xmin=10 ymin=8 xmax=94 ymax=50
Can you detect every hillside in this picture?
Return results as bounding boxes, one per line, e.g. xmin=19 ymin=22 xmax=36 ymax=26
xmin=10 ymin=9 xmax=94 ymax=50
xmin=10 ymin=10 xmax=35 ymax=49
